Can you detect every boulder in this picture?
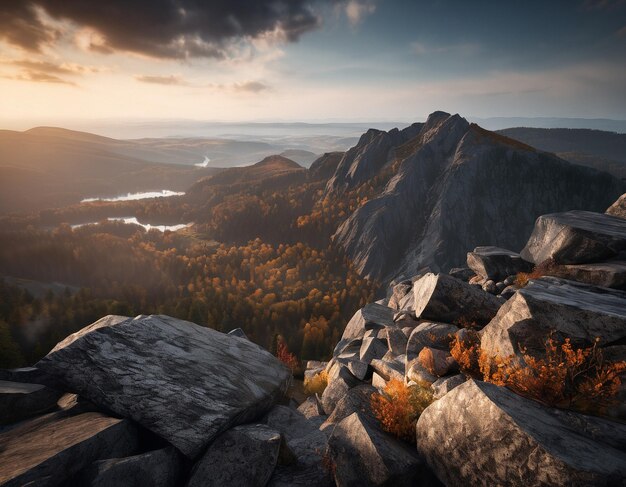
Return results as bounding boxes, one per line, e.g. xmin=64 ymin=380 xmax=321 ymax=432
xmin=406 ymin=322 xmax=458 ymax=361
xmin=321 ymin=364 xmax=361 ymax=415
xmin=0 ymin=380 xmax=62 ymax=425
xmin=77 ymin=447 xmax=180 ymax=487
xmin=467 ymin=246 xmax=533 ymax=281
xmin=0 ymin=412 xmax=138 ymax=487
xmin=447 ymin=267 xmax=475 ymax=282
xmin=333 ymin=304 xmax=394 ymax=356
xmin=416 ymin=380 xmax=626 ymax=486
xmin=372 ymin=372 xmax=387 ymax=389
xmin=297 ymin=396 xmax=325 ymax=419
xmin=369 ymin=359 xmax=404 ymax=382
xmin=500 ymin=285 xmax=518 ymax=300
xmin=430 ymin=374 xmax=466 ymax=400
xmin=187 ymin=424 xmax=281 ymax=487
xmin=36 ymin=314 xmax=291 ymax=458
xmin=323 ymin=384 xmax=378 ymax=427
xmin=386 ymin=327 xmax=408 ymax=356
xmin=328 ymin=412 xmax=431 ymax=487
xmin=606 ymin=193 xmax=626 ymax=219
xmin=480 ymin=277 xmax=626 ymax=359
xmin=417 ymin=348 xmax=457 ymax=377
xmin=413 ymin=273 xmax=502 ymax=326
xmin=556 ymin=260 xmax=626 ymax=289
xmin=359 ymin=337 xmax=388 ymax=364
xmin=520 ymin=210 xmax=626 ymax=265
xmin=346 ymin=360 xmax=370 ymax=381
xmin=263 ymin=406 xmax=333 ymax=487
xmin=405 ymin=362 xmax=437 ymax=386
xmin=388 ymin=281 xmax=413 ymax=310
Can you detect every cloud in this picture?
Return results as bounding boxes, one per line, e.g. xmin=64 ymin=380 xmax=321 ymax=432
xmin=135 ymin=75 xmax=186 ymax=86
xmin=344 ymin=0 xmax=376 ymax=26
xmin=2 ymin=70 xmax=76 ymax=85
xmin=10 ymin=60 xmax=103 ymax=75
xmin=0 ymin=58 xmax=104 ymax=85
xmin=0 ymin=0 xmax=324 ymax=59
xmin=133 ymin=75 xmax=270 ymax=93
xmin=231 ymin=81 xmax=270 ymax=93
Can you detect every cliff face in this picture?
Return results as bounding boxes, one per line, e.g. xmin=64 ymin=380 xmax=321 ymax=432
xmin=331 ymin=112 xmax=626 ymax=283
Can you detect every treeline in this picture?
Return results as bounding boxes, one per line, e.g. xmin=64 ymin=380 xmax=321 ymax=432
xmin=0 ymin=226 xmax=376 ymax=366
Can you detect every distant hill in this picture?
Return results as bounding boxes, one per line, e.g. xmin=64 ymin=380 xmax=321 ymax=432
xmin=279 ymin=149 xmax=319 ymax=167
xmin=497 ymin=127 xmax=626 ymax=178
xmin=0 ymin=128 xmax=218 ymax=214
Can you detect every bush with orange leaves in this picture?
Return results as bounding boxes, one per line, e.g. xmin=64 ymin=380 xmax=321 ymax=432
xmin=451 ymin=333 xmax=626 ymax=415
xmin=449 ymin=330 xmax=481 ymax=373
xmin=276 ymin=339 xmax=300 ymax=374
xmin=371 ymin=379 xmax=434 ymax=443
xmin=515 ymin=258 xmax=561 ymax=288
xmin=304 ymin=370 xmax=328 ymax=395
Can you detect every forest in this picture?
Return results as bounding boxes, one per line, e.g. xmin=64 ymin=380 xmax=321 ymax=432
xmin=0 ymin=155 xmax=399 ymax=367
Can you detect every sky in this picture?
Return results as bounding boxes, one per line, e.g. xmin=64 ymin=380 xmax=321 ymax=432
xmin=0 ymin=0 xmax=625 ymax=126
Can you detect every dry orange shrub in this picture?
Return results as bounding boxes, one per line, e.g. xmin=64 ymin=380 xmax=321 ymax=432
xmin=515 ymin=258 xmax=561 ymax=288
xmin=371 ymin=379 xmax=433 ymax=443
xmin=451 ymin=334 xmax=626 ymax=415
xmin=276 ymin=340 xmax=300 ymax=373
xmin=304 ymin=370 xmax=328 ymax=395
xmin=449 ymin=330 xmax=481 ymax=373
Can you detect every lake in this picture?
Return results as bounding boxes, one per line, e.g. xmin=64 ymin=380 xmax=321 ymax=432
xmin=81 ymin=190 xmax=185 ymax=203
xmin=72 ymin=217 xmax=192 ymax=232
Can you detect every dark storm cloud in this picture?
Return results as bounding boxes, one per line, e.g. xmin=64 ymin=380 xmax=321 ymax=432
xmin=0 ymin=0 xmax=325 ymax=58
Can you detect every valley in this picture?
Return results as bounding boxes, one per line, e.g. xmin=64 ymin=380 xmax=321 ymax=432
xmin=1 ymin=112 xmax=624 ymax=369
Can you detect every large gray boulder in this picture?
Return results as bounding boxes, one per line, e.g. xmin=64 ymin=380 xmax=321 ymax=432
xmin=413 ymin=273 xmax=502 ymax=326
xmin=36 ymin=314 xmax=291 ymax=458
xmin=556 ymin=260 xmax=626 ymax=289
xmin=520 ymin=210 xmax=626 ymax=265
xmin=416 ymin=380 xmax=626 ymax=486
xmin=334 ymin=304 xmax=394 ymax=356
xmin=322 ymin=384 xmax=378 ymax=427
xmin=406 ymin=322 xmax=459 ymax=362
xmin=78 ymin=447 xmax=181 ymax=487
xmin=466 ymin=246 xmax=532 ymax=281
xmin=328 ymin=412 xmax=433 ymax=487
xmin=187 ymin=424 xmax=281 ymax=487
xmin=0 ymin=412 xmax=138 ymax=487
xmin=321 ymin=364 xmax=362 ymax=415
xmin=0 ymin=380 xmax=62 ymax=425
xmin=263 ymin=406 xmax=333 ymax=487
xmin=480 ymin=277 xmax=626 ymax=358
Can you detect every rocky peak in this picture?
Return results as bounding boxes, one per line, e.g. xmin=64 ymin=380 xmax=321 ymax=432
xmin=332 ymin=111 xmax=625 ymax=283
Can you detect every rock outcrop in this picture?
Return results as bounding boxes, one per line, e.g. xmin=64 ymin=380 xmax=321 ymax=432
xmin=331 ymin=112 xmax=625 ymax=282
xmin=0 ymin=412 xmax=138 ymax=487
xmin=36 ymin=314 xmax=291 ymax=458
xmin=0 ymin=380 xmax=61 ymax=425
xmin=413 ymin=273 xmax=503 ymax=326
xmin=416 ymin=380 xmax=626 ymax=486
xmin=520 ymin=210 xmax=626 ymax=264
xmin=480 ymin=276 xmax=626 ymax=358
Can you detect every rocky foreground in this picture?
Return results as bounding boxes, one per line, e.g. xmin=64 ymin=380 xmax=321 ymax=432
xmin=2 ymin=198 xmax=626 ymax=486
